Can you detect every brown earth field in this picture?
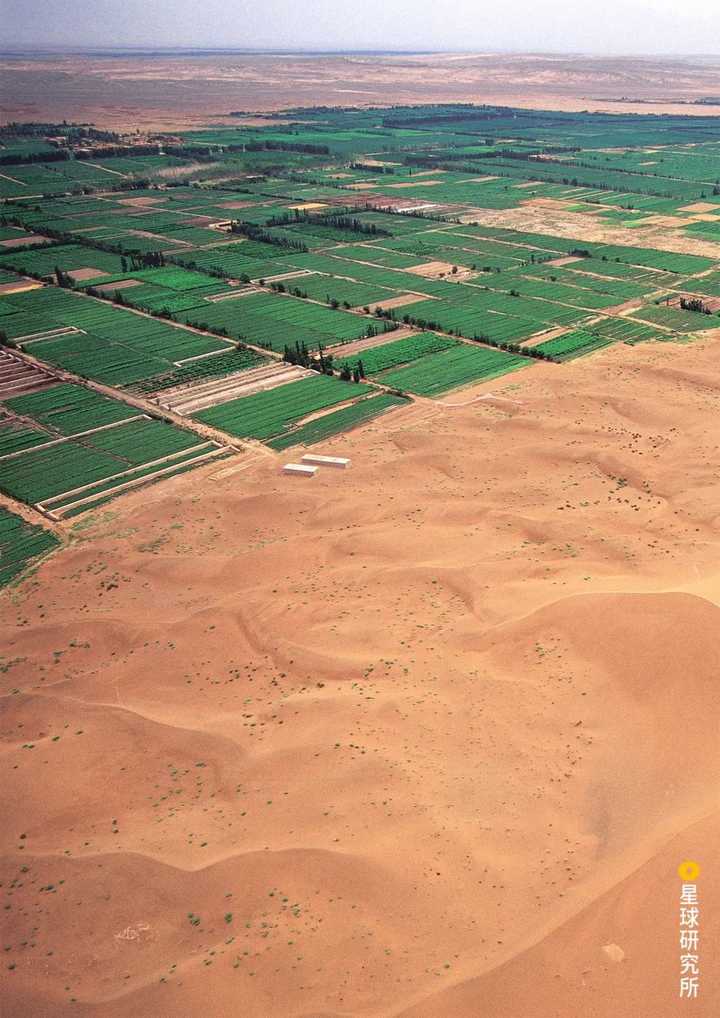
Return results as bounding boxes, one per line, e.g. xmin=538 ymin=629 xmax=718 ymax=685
xmin=2 ymin=51 xmax=720 ymax=129
xmin=1 ymin=330 xmax=719 ymax=1017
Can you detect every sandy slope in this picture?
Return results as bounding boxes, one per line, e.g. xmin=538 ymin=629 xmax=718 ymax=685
xmin=1 ymin=334 xmax=719 ymax=1016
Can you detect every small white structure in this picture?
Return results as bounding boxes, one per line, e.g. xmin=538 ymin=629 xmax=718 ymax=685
xmin=301 ymin=454 xmax=351 ymax=469
xmin=283 ymin=463 xmax=317 ymax=477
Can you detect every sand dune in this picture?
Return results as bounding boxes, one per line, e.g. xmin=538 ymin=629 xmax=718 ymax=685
xmin=398 ymin=810 xmax=719 ymax=1018
xmin=2 ymin=336 xmax=719 ymax=1016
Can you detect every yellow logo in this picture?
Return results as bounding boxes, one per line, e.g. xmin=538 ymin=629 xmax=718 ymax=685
xmin=678 ymin=861 xmax=700 ymax=881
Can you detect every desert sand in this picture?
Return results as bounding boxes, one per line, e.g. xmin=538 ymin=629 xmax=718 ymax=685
xmin=2 ymin=51 xmax=720 ymax=129
xmin=2 ymin=329 xmax=719 ymax=1016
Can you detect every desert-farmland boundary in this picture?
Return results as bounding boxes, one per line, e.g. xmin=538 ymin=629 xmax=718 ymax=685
xmin=0 ymin=100 xmax=719 ymax=569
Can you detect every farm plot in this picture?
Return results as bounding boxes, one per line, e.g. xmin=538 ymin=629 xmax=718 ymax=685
xmin=397 ymin=293 xmax=586 ymax=343
xmin=83 ymin=266 xmax=233 ymax=295
xmin=269 ymin=392 xmax=408 ymax=450
xmin=490 ymin=277 xmax=625 ymax=310
xmin=127 ymin=347 xmax=269 ymax=395
xmin=336 ymin=331 xmax=458 ymax=375
xmin=179 ymin=290 xmax=395 ymax=352
xmin=378 ymin=344 xmax=529 ymax=395
xmin=585 ymin=317 xmax=668 ymax=343
xmin=264 ymin=221 xmax=390 ymax=248
xmin=630 ymin=304 xmax=720 ymax=333
xmin=7 ymin=379 xmax=137 ymax=428
xmin=533 ymin=330 xmax=615 ymax=361
xmin=196 ymin=373 xmax=372 ymax=441
xmin=267 ymin=252 xmax=447 ymax=297
xmin=683 ymin=219 xmax=720 ymax=241
xmin=590 ymin=245 xmax=715 ymax=275
xmin=378 ymin=234 xmax=526 ymax=271
xmin=276 ymin=272 xmax=398 ymax=308
xmin=78 ymin=268 xmax=234 ymax=316
xmin=500 ymin=266 xmax=650 ymax=303
xmin=0 ymin=506 xmax=59 ymax=588
xmin=0 ymin=243 xmax=124 ymax=279
xmin=0 ymin=421 xmax=51 ymax=456
xmin=561 ymin=258 xmax=679 ymax=284
xmin=0 ymin=410 xmax=227 ymax=515
xmin=174 ymin=241 xmax=295 ymax=281
xmin=3 ymin=287 xmax=232 ymax=385
xmin=154 ymin=363 xmax=311 ymax=416
xmin=680 ymin=272 xmax=720 ymax=298
xmin=330 ymin=245 xmax=425 ymax=268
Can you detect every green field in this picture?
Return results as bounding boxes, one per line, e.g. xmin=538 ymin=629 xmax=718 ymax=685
xmin=0 ymin=382 xmax=220 ymax=513
xmin=0 ymin=243 xmax=124 ymax=279
xmin=378 ymin=344 xmax=529 ymax=395
xmin=177 ymin=290 xmax=395 ymax=352
xmin=0 ymin=506 xmax=60 ymax=587
xmin=337 ymin=331 xmax=458 ymax=375
xmin=630 ymin=304 xmax=720 ymax=333
xmin=127 ymin=347 xmax=268 ymax=395
xmin=268 ymin=392 xmax=408 ymax=449
xmin=4 ymin=382 xmax=138 ymax=435
xmin=533 ymin=330 xmax=615 ymax=361
xmin=196 ymin=373 xmax=372 ymax=440
xmin=0 ymin=103 xmax=717 ymax=465
xmin=1 ymin=287 xmax=232 ymax=385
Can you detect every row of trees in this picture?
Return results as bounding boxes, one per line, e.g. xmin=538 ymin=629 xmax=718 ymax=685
xmin=282 ymin=340 xmax=366 ymax=382
xmin=229 ymin=220 xmax=307 ymax=252
xmin=264 ymin=208 xmax=392 ymax=237
xmin=678 ymin=296 xmax=714 ymax=315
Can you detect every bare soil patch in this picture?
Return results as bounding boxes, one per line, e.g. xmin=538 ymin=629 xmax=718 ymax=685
xmin=116 ymin=196 xmax=165 ymax=207
xmin=385 ymin=180 xmax=443 ymax=189
xmin=679 ymin=202 xmax=720 ymax=213
xmin=93 ymin=278 xmax=144 ymax=294
xmin=364 ymin=293 xmax=430 ymax=312
xmin=0 ymin=279 xmax=42 ymax=294
xmin=405 ymin=260 xmax=465 ymax=278
xmin=66 ymin=267 xmax=110 ymax=282
xmin=326 ymin=326 xmax=417 ymax=355
xmin=0 ymin=233 xmax=51 ymax=248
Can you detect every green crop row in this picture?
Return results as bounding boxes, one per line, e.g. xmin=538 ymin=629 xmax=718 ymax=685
xmin=0 ymin=506 xmax=60 ymax=587
xmin=4 ymin=382 xmax=137 ymax=436
xmin=196 ymin=373 xmax=371 ymax=440
xmin=378 ymin=344 xmax=529 ymax=395
xmin=269 ymin=393 xmax=408 ymax=450
xmin=0 ymin=415 xmax=208 ymax=508
xmin=337 ymin=331 xmax=458 ymax=375
xmin=533 ymin=330 xmax=615 ymax=361
xmin=630 ymin=304 xmax=720 ymax=332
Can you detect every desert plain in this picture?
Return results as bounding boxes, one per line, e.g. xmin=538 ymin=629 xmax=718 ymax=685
xmin=0 ymin=48 xmax=719 ymax=1018
xmin=2 ymin=51 xmax=720 ymax=130
xmin=2 ymin=331 xmax=719 ymax=1016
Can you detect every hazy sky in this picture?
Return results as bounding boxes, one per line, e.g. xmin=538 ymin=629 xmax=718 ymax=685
xmin=2 ymin=0 xmax=718 ymax=55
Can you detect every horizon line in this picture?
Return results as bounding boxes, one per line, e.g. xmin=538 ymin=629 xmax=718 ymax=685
xmin=2 ymin=46 xmax=720 ymax=59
